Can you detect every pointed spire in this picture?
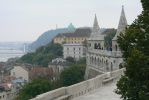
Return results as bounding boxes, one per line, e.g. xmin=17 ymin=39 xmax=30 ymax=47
xmin=113 ymin=5 xmax=127 ymax=40
xmin=93 ymin=14 xmax=100 ymax=33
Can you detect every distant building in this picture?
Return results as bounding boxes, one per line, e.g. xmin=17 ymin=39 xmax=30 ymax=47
xmin=11 ymin=66 xmax=29 ymax=82
xmin=10 ymin=65 xmax=53 ymax=82
xmin=48 ymin=58 xmax=69 ymax=79
xmin=63 ymin=43 xmax=86 ymax=60
xmin=53 ymin=27 xmax=92 ymax=44
xmin=0 ymin=82 xmax=18 ymax=100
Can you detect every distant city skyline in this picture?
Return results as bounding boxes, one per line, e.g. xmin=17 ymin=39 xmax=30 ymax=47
xmin=0 ymin=0 xmax=142 ymax=42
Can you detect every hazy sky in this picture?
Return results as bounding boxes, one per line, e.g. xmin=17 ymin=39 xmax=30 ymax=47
xmin=0 ymin=0 xmax=142 ymax=42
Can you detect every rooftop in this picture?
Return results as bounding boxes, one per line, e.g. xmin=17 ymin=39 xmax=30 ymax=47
xmin=55 ymin=27 xmax=92 ymax=38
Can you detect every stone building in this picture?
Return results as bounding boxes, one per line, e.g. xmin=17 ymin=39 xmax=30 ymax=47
xmin=48 ymin=58 xmax=69 ymax=80
xmin=63 ymin=43 xmax=86 ymax=60
xmin=10 ymin=65 xmax=53 ymax=82
xmin=53 ymin=27 xmax=92 ymax=44
xmin=85 ymin=6 xmax=127 ymax=79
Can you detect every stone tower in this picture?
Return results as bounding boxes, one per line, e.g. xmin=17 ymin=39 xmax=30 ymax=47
xmin=85 ymin=6 xmax=128 ymax=79
xmin=112 ymin=6 xmax=127 ymax=51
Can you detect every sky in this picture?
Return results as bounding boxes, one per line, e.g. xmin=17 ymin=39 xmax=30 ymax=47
xmin=0 ymin=0 xmax=142 ymax=42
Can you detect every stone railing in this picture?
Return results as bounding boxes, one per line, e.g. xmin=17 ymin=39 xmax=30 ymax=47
xmin=30 ymin=68 xmax=125 ymax=100
xmin=88 ymin=50 xmax=122 ymax=57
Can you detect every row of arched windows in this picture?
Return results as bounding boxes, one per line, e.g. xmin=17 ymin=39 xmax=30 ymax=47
xmin=88 ymin=42 xmax=119 ymax=51
xmin=88 ymin=56 xmax=113 ymax=72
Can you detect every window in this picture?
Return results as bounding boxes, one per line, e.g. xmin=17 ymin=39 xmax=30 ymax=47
xmin=111 ymin=62 xmax=113 ymax=71
xmin=97 ymin=43 xmax=101 ymax=49
xmin=114 ymin=60 xmax=116 ymax=63
xmin=13 ymin=72 xmax=15 ymax=76
xmin=94 ymin=43 xmax=97 ymax=49
xmin=74 ymin=48 xmax=75 ymax=51
xmin=115 ymin=45 xmax=118 ymax=51
xmin=88 ymin=43 xmax=91 ymax=47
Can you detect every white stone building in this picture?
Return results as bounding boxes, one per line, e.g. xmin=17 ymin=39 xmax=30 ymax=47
xmin=85 ymin=6 xmax=127 ymax=79
xmin=48 ymin=58 xmax=69 ymax=80
xmin=63 ymin=43 xmax=86 ymax=60
xmin=10 ymin=66 xmax=29 ymax=82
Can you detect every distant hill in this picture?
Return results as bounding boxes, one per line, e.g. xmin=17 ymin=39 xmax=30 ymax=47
xmin=28 ymin=23 xmax=75 ymax=52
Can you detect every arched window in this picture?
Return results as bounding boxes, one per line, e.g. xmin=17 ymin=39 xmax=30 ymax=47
xmin=91 ymin=57 xmax=93 ymax=64
xmin=106 ymin=60 xmax=109 ymax=71
xmin=115 ymin=45 xmax=118 ymax=51
xmin=90 ymin=57 xmax=92 ymax=64
xmin=94 ymin=43 xmax=97 ymax=49
xmin=111 ymin=62 xmax=113 ymax=71
xmin=95 ymin=57 xmax=96 ymax=65
xmin=102 ymin=59 xmax=103 ymax=67
xmin=97 ymin=43 xmax=101 ymax=49
xmin=98 ymin=58 xmax=100 ymax=66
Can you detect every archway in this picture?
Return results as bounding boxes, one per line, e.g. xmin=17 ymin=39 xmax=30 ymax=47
xmin=111 ymin=62 xmax=113 ymax=71
xmin=106 ymin=60 xmax=109 ymax=71
xmin=115 ymin=45 xmax=118 ymax=51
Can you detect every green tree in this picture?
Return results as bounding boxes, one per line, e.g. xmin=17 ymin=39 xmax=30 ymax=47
xmin=16 ymin=78 xmax=52 ymax=100
xmin=66 ymin=56 xmax=75 ymax=63
xmin=18 ymin=43 xmax=63 ymax=67
xmin=60 ymin=59 xmax=86 ymax=86
xmin=116 ymin=0 xmax=149 ymax=100
xmin=104 ymin=29 xmax=116 ymax=50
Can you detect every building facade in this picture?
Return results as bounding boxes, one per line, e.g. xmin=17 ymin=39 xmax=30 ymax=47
xmin=85 ymin=6 xmax=127 ymax=79
xmin=63 ymin=43 xmax=86 ymax=60
xmin=11 ymin=65 xmax=53 ymax=82
xmin=48 ymin=58 xmax=69 ymax=80
xmin=10 ymin=66 xmax=29 ymax=82
xmin=53 ymin=28 xmax=91 ymax=44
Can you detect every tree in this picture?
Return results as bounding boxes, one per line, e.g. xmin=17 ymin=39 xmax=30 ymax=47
xmin=60 ymin=60 xmax=86 ymax=86
xmin=16 ymin=78 xmax=52 ymax=100
xmin=104 ymin=29 xmax=116 ymax=50
xmin=18 ymin=43 xmax=63 ymax=67
xmin=66 ymin=56 xmax=75 ymax=63
xmin=116 ymin=0 xmax=149 ymax=100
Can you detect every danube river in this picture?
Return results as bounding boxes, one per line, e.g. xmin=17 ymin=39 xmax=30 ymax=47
xmin=0 ymin=49 xmax=25 ymax=62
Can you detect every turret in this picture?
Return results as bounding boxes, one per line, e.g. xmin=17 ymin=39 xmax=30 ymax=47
xmin=92 ymin=14 xmax=100 ymax=34
xmin=112 ymin=6 xmax=127 ymax=51
xmin=113 ymin=6 xmax=127 ymax=40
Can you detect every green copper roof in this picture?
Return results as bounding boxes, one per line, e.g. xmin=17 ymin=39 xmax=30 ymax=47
xmin=68 ymin=23 xmax=76 ymax=31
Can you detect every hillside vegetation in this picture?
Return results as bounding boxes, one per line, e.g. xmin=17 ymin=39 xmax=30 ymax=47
xmin=18 ymin=43 xmax=63 ymax=67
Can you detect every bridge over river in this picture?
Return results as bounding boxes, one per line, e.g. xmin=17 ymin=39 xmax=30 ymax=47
xmin=0 ymin=49 xmax=25 ymax=62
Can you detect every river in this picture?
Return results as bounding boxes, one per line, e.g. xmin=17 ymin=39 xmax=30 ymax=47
xmin=0 ymin=49 xmax=25 ymax=62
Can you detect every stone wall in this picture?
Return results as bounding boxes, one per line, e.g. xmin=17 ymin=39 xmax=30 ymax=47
xmin=30 ymin=68 xmax=125 ymax=100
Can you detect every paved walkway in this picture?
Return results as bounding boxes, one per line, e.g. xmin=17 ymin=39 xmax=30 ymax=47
xmin=73 ymin=81 xmax=122 ymax=100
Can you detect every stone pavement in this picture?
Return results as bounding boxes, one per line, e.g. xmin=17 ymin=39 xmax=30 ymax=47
xmin=73 ymin=81 xmax=122 ymax=100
